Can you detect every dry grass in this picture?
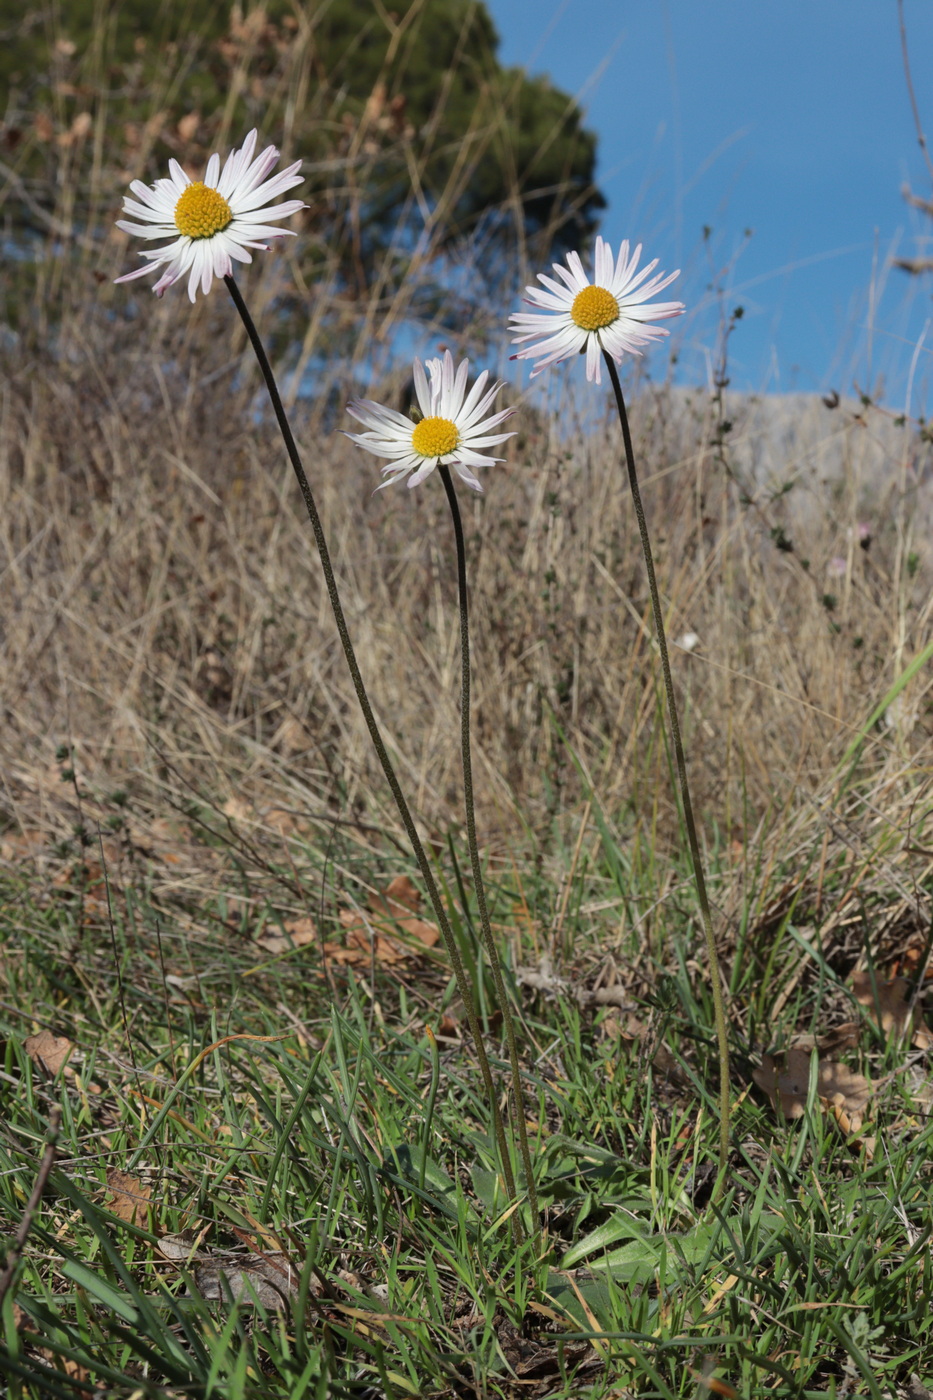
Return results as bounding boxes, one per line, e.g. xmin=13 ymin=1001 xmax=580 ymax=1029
xmin=2 ymin=296 xmax=931 ymax=879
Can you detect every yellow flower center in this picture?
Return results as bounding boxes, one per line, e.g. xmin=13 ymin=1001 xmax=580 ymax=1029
xmin=411 ymin=416 xmax=460 ymax=458
xmin=571 ymin=284 xmax=620 ymax=332
xmin=174 ymin=182 xmax=233 ymax=239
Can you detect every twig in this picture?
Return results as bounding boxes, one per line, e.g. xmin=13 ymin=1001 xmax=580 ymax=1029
xmin=898 ymin=0 xmax=933 ymax=188
xmin=604 ymin=351 xmax=731 ymax=1199
xmin=0 ymin=1109 xmax=62 ymax=1306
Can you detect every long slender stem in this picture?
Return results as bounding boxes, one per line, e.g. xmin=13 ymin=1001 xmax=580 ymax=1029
xmin=603 ymin=350 xmax=730 ymax=1197
xmin=439 ymin=465 xmax=542 ymax=1243
xmin=224 ymin=276 xmax=519 ymax=1225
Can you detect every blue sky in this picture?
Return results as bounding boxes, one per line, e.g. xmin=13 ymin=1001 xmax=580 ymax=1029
xmin=491 ymin=0 xmax=933 ymax=411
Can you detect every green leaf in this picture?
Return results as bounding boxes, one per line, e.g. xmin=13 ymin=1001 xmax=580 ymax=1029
xmin=561 ymin=1213 xmax=650 ymax=1268
xmin=61 ymin=1261 xmax=139 ymax=1324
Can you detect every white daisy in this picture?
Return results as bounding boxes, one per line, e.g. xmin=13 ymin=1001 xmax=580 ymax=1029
xmin=114 ymin=129 xmax=305 ymax=302
xmin=345 ymin=350 xmax=515 ymax=492
xmin=510 ymin=235 xmax=685 ymax=385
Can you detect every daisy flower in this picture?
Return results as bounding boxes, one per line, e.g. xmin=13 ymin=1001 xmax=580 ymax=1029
xmin=115 ymin=129 xmax=305 ymax=302
xmin=345 ymin=350 xmax=515 ymax=492
xmin=510 ymin=236 xmax=685 ymax=384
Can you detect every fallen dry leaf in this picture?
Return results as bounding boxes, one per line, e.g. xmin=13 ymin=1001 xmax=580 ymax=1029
xmin=850 ymin=971 xmax=933 ymax=1050
xmin=157 ymin=1227 xmax=211 ymax=1263
xmin=256 ymin=916 xmax=318 ymax=957
xmin=754 ymin=1048 xmax=872 ymax=1130
xmin=334 ymin=875 xmax=439 ymax=966
xmin=25 ymin=1030 xmax=75 ymax=1078
xmin=193 ymin=1252 xmax=299 ymax=1309
xmin=158 ymin=1228 xmax=302 ymax=1309
xmin=789 ymin=1022 xmax=860 ymax=1055
xmin=105 ymin=1170 xmax=152 ymax=1228
xmin=379 ymin=875 xmax=421 ymax=914
xmin=42 ymin=1355 xmax=92 ymax=1400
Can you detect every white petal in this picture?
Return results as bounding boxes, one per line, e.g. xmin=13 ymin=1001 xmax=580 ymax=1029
xmin=407 ymin=459 xmax=437 ymax=488
xmin=114 ymin=128 xmax=306 ymax=300
xmin=412 ymin=359 xmax=432 ymax=418
xmin=453 ymin=463 xmax=483 ymax=492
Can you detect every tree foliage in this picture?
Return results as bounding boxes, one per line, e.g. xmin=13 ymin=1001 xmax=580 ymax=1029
xmin=2 ymin=1 xmax=604 ymax=313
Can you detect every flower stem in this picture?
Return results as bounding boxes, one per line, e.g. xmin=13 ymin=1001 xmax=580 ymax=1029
xmin=439 ymin=465 xmax=542 ymax=1244
xmin=603 ymin=350 xmax=731 ymax=1197
xmin=224 ymin=276 xmax=520 ymax=1229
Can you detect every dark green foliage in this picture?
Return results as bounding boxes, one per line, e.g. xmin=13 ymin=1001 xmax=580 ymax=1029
xmin=2 ymin=0 xmax=603 ymax=303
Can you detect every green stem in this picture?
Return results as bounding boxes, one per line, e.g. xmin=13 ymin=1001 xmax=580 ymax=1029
xmin=224 ymin=276 xmax=519 ymax=1227
xmin=438 ymin=464 xmax=542 ymax=1244
xmin=603 ymin=350 xmax=731 ymax=1198
xmin=419 ymin=1026 xmax=441 ymax=1194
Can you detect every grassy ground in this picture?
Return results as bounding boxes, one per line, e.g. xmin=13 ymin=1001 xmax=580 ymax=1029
xmin=2 ymin=298 xmax=933 ymax=1396
xmin=2 ymin=759 xmax=933 ymax=1398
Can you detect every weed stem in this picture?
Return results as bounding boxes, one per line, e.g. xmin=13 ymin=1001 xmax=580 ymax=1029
xmin=439 ymin=464 xmax=542 ymax=1243
xmin=224 ymin=276 xmax=520 ymax=1230
xmin=603 ymin=350 xmax=731 ymax=1197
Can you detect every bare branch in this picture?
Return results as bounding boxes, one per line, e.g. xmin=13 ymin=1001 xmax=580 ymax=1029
xmin=0 ymin=1110 xmax=61 ymax=1307
xmin=899 ymin=0 xmax=933 ymax=189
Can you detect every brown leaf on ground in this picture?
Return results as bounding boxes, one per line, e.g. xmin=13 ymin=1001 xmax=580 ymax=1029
xmin=377 ymin=874 xmax=421 ymax=915
xmin=58 ymin=1358 xmax=93 ymax=1400
xmin=193 ymin=1252 xmax=298 ymax=1309
xmin=105 ymin=1170 xmax=151 ymax=1228
xmin=257 ymin=916 xmax=318 ymax=956
xmin=754 ymin=1048 xmax=872 ymax=1130
xmin=25 ymin=1030 xmax=75 ymax=1077
xmin=789 ymin=1022 xmax=860 ymax=1055
xmin=850 ymin=971 xmax=933 ymax=1049
xmin=157 ymin=1227 xmax=211 ymax=1262
xmin=334 ymin=876 xmax=439 ymax=966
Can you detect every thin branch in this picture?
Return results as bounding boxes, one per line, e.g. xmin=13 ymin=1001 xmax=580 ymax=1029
xmin=0 ymin=1110 xmax=62 ymax=1306
xmin=898 ymin=0 xmax=933 ymax=188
